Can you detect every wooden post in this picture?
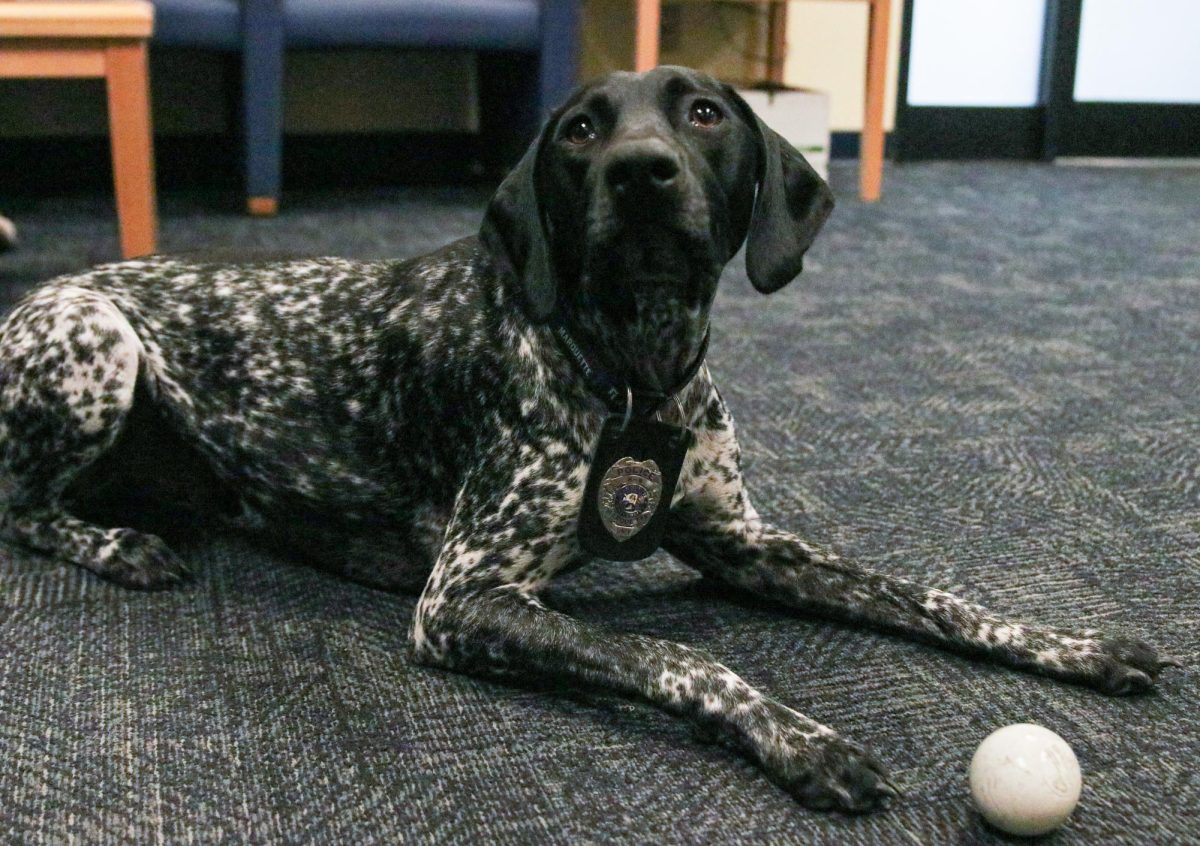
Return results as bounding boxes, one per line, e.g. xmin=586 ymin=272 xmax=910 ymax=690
xmin=635 ymin=0 xmax=660 ymax=71
xmin=104 ymin=40 xmax=157 ymax=257
xmin=766 ymin=1 xmax=788 ymax=85
xmin=860 ymin=0 xmax=890 ymax=201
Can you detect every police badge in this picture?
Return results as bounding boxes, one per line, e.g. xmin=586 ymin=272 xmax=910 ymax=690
xmin=598 ymin=457 xmax=662 ymax=541
xmin=577 ymin=416 xmax=692 ymax=562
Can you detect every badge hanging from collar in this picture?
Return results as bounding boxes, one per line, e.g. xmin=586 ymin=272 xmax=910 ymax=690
xmin=549 ymin=312 xmax=706 ymax=562
xmin=578 ymin=410 xmax=694 ymax=562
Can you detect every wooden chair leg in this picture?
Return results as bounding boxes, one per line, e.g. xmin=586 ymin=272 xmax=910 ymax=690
xmin=105 ymin=41 xmax=157 ymax=257
xmin=861 ymin=0 xmax=890 ymax=202
xmin=766 ymin=1 xmax=788 ymax=85
xmin=635 ymin=0 xmax=660 ymax=72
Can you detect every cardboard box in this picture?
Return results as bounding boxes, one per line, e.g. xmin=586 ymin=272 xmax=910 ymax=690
xmin=582 ymin=1 xmax=767 ymax=84
xmin=737 ymin=87 xmax=830 ymax=181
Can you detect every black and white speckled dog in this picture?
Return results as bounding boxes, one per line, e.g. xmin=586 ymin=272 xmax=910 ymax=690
xmin=0 ymin=67 xmax=1177 ymax=813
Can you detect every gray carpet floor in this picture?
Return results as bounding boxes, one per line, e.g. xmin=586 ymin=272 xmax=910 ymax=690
xmin=1 ymin=161 xmax=1198 ymax=844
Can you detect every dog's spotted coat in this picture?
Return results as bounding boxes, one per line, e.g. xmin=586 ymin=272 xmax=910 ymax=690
xmin=0 ymin=67 xmax=1177 ymax=813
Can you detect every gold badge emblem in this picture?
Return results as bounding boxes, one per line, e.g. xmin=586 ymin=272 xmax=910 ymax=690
xmin=597 ymin=457 xmax=662 ymax=542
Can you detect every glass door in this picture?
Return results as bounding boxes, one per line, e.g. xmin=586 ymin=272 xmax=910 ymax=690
xmin=1043 ymin=0 xmax=1200 ymax=157
xmin=896 ymin=0 xmax=1051 ymax=159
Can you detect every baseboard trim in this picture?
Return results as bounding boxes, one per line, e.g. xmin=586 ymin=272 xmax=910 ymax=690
xmin=1054 ymin=104 xmax=1200 ymax=158
xmin=830 ymin=131 xmax=895 ymax=160
xmin=893 ymin=107 xmax=1044 ymax=161
xmin=1056 ymin=157 xmax=1200 ymax=168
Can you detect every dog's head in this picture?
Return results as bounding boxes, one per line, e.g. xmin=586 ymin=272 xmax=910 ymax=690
xmin=481 ymin=65 xmax=834 ymax=341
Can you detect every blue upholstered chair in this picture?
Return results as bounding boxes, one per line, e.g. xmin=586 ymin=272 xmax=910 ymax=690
xmin=153 ymin=0 xmax=242 ymax=49
xmin=152 ymin=1 xmax=581 ymax=215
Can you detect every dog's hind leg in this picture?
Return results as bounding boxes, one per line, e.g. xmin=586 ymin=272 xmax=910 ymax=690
xmin=0 ymin=287 xmax=190 ymax=588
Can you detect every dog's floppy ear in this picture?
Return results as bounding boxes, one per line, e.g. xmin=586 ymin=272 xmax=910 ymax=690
xmin=480 ymin=122 xmax=558 ymax=322
xmin=725 ymin=87 xmax=836 ymax=294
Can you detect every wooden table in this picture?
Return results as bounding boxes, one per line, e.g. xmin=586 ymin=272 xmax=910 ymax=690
xmin=634 ymin=0 xmax=891 ymax=201
xmin=0 ymin=2 xmax=158 ymax=257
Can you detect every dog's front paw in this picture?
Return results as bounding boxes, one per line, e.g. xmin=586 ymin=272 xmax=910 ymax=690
xmin=1084 ymin=636 xmax=1182 ymax=696
xmin=748 ymin=701 xmax=898 ymax=813
xmin=95 ymin=529 xmax=192 ymax=589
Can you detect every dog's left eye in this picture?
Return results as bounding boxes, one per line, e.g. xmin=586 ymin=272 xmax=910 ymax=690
xmin=689 ymin=100 xmax=724 ymax=128
xmin=563 ymin=116 xmax=597 ymax=145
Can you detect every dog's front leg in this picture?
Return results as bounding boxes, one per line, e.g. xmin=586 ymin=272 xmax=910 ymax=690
xmin=410 ymin=451 xmax=897 ymax=812
xmin=666 ymin=396 xmax=1179 ymax=695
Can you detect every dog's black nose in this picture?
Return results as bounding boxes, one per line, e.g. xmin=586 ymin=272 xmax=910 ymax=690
xmin=605 ymin=142 xmax=682 ymax=201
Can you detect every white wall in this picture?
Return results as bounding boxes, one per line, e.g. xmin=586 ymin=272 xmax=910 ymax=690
xmin=783 ymin=0 xmax=903 ymax=132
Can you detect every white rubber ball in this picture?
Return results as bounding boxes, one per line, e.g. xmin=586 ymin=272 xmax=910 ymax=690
xmin=969 ymin=723 xmax=1082 ymax=837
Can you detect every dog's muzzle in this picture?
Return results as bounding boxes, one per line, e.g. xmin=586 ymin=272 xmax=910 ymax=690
xmin=602 ymin=139 xmax=685 ymax=213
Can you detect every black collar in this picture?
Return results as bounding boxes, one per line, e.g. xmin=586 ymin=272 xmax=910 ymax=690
xmin=549 ymin=312 xmax=709 ymax=418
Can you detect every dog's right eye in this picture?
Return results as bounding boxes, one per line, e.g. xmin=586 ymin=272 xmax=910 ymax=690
xmin=563 ymin=116 xmax=597 ymax=146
